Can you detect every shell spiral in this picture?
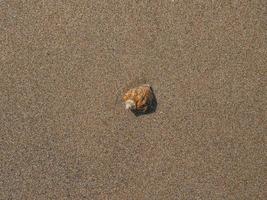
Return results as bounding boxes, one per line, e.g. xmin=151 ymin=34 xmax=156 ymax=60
xmin=123 ymin=84 xmax=154 ymax=112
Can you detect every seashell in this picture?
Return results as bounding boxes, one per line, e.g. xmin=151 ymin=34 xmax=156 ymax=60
xmin=123 ymin=84 xmax=155 ymax=113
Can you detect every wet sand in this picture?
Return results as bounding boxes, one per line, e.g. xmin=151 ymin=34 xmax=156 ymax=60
xmin=1 ymin=0 xmax=266 ymax=199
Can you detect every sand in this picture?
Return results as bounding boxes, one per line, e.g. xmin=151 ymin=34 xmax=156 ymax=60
xmin=1 ymin=0 xmax=266 ymax=199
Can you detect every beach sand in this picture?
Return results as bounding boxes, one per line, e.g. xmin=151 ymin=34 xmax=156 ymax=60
xmin=1 ymin=0 xmax=266 ymax=199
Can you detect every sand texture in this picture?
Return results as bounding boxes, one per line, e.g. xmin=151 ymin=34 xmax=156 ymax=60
xmin=0 ymin=0 xmax=266 ymax=199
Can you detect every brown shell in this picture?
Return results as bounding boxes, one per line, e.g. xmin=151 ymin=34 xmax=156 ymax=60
xmin=123 ymin=84 xmax=154 ymax=112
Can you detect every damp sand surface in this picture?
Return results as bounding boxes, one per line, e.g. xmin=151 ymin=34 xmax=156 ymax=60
xmin=1 ymin=1 xmax=266 ymax=199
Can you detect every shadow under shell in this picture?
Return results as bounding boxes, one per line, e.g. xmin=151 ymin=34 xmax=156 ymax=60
xmin=131 ymin=87 xmax=157 ymax=117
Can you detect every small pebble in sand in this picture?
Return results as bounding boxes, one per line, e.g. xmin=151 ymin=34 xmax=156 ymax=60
xmin=123 ymin=84 xmax=155 ymax=113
